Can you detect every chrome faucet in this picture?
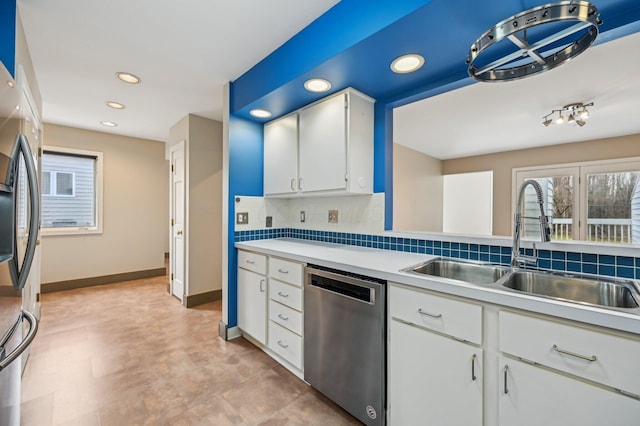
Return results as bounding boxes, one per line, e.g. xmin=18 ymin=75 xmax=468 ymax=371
xmin=511 ymin=180 xmax=552 ymax=267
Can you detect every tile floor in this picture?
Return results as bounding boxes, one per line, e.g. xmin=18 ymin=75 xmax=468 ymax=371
xmin=20 ymin=275 xmax=360 ymax=425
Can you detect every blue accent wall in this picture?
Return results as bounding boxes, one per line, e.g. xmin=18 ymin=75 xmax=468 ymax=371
xmin=0 ymin=0 xmax=16 ymax=76
xmin=373 ymin=100 xmax=394 ymax=230
xmin=227 ymin=112 xmax=264 ymax=327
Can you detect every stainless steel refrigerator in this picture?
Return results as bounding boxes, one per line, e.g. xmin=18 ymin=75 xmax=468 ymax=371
xmin=0 ymin=61 xmax=40 ymax=426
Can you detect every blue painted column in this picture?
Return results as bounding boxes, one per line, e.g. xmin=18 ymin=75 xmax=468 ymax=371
xmin=0 ymin=0 xmax=16 ymax=76
xmin=374 ymin=100 xmax=394 ymax=230
xmin=226 ymin=112 xmax=264 ymax=327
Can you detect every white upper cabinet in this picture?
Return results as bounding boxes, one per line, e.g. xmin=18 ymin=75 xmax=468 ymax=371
xmin=264 ymin=113 xmax=298 ymax=196
xmin=263 ymin=88 xmax=374 ymax=197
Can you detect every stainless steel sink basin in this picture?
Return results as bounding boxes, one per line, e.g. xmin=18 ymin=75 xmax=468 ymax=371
xmin=501 ymin=270 xmax=640 ymax=309
xmin=403 ymin=258 xmax=511 ymax=285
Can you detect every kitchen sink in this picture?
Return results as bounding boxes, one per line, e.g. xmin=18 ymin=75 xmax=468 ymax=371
xmin=501 ymin=270 xmax=640 ymax=309
xmin=403 ymin=258 xmax=511 ymax=285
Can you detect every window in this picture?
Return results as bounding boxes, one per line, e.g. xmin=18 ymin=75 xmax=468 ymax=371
xmin=514 ymin=158 xmax=640 ymax=244
xmin=41 ymin=146 xmax=103 ymax=235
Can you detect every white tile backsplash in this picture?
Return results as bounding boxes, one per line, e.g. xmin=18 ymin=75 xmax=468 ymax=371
xmin=234 ymin=193 xmax=385 ymax=233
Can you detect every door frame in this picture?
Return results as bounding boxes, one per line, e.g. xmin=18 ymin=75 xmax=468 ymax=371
xmin=169 ymin=141 xmax=186 ymax=303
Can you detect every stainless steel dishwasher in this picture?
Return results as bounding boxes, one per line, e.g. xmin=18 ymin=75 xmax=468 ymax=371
xmin=304 ymin=264 xmax=386 ymax=426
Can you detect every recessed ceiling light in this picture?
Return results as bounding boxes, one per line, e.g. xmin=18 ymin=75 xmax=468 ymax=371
xmin=250 ymin=109 xmax=272 ymax=119
xmin=116 ymin=72 xmax=141 ymax=84
xmin=106 ymin=101 xmax=126 ymax=109
xmin=304 ymin=78 xmax=332 ymax=93
xmin=390 ymin=54 xmax=425 ymax=74
xmin=100 ymin=121 xmax=118 ymax=127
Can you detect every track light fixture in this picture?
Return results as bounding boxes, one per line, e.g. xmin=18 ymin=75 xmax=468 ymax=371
xmin=542 ymin=102 xmax=593 ymax=127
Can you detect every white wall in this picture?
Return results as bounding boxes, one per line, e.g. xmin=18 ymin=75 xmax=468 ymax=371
xmin=234 ymin=193 xmax=385 ymax=234
xmin=41 ymin=124 xmax=168 ymax=283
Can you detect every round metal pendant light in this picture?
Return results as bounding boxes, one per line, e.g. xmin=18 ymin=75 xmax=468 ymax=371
xmin=467 ymin=1 xmax=601 ymax=82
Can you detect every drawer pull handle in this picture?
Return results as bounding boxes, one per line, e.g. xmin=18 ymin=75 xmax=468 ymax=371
xmin=245 ymin=260 xmax=255 ymax=264
xmin=417 ymin=308 xmax=442 ymax=319
xmin=259 ymin=279 xmax=265 ymax=292
xmin=277 ymin=340 xmax=288 ymax=348
xmin=278 ymin=268 xmax=289 ymax=274
xmin=278 ymin=292 xmax=289 ymax=298
xmin=503 ymin=365 xmax=509 ymax=394
xmin=552 ymin=344 xmax=597 ymax=362
xmin=471 ymin=354 xmax=477 ymax=381
xmin=290 ymin=179 xmax=296 ymax=191
xmin=278 ymin=313 xmax=289 ymax=321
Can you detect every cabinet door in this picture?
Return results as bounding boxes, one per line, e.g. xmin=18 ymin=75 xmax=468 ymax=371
xmin=264 ymin=114 xmax=298 ymax=195
xmin=298 ymin=93 xmax=347 ymax=193
xmin=237 ymin=268 xmax=267 ymax=344
xmin=499 ymin=356 xmax=640 ymax=426
xmin=389 ymin=319 xmax=483 ymax=426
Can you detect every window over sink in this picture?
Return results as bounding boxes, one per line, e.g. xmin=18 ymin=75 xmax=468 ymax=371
xmin=514 ymin=157 xmax=640 ymax=244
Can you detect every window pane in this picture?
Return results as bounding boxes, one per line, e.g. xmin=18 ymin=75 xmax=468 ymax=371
xmin=587 ymin=171 xmax=639 ymax=243
xmin=41 ymin=171 xmax=51 ymax=195
xmin=522 ymin=176 xmax=574 ymax=241
xmin=55 ymin=172 xmax=74 ymax=196
xmin=42 ymin=153 xmax=96 ymax=228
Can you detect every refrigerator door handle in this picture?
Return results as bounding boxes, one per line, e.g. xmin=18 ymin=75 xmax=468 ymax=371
xmin=0 ymin=309 xmax=38 ymax=371
xmin=8 ymin=134 xmax=40 ymax=290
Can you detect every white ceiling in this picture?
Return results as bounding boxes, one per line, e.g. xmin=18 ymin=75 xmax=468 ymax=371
xmin=394 ymin=31 xmax=640 ymax=160
xmin=17 ymin=0 xmax=339 ymax=142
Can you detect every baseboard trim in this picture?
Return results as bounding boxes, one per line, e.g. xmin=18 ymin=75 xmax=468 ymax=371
xmin=184 ymin=289 xmax=222 ymax=308
xmin=42 ymin=267 xmax=167 ymax=293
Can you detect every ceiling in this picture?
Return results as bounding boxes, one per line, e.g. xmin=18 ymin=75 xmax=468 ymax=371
xmin=394 ymin=31 xmax=640 ymax=160
xmin=16 ymin=0 xmax=339 ymax=142
xmin=16 ymin=0 xmax=640 ymax=154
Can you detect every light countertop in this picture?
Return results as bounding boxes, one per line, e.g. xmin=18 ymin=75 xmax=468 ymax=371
xmin=235 ymin=238 xmax=640 ymax=335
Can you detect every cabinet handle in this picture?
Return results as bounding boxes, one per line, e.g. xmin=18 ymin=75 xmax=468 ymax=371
xmin=277 ymin=291 xmax=289 ymax=298
xmin=471 ymin=354 xmax=477 ymax=381
xmin=417 ymin=308 xmax=442 ymax=319
xmin=176 ymin=230 xmax=183 ymax=235
xmin=245 ymin=260 xmax=255 ymax=264
xmin=277 ymin=268 xmax=289 ymax=274
xmin=503 ymin=365 xmax=509 ymax=394
xmin=298 ymin=178 xmax=304 ymax=190
xmin=278 ymin=313 xmax=289 ymax=321
xmin=277 ymin=340 xmax=289 ymax=348
xmin=290 ymin=179 xmax=296 ymax=191
xmin=552 ymin=344 xmax=597 ymax=362
xmin=259 ymin=279 xmax=265 ymax=292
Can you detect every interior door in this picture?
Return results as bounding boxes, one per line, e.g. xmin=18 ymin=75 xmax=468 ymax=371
xmin=170 ymin=142 xmax=185 ymax=302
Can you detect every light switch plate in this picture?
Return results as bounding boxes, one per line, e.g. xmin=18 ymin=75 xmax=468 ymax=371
xmin=266 ymin=216 xmax=273 ymax=227
xmin=328 ymin=210 xmax=338 ymax=223
xmin=300 ymin=211 xmax=305 ymax=222
xmin=236 ymin=212 xmax=249 ymax=224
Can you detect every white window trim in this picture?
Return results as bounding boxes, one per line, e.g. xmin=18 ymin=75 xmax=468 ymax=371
xmin=41 ymin=145 xmax=104 ymax=236
xmin=42 ymin=170 xmax=76 ymax=197
xmin=513 ymin=156 xmax=640 ymax=245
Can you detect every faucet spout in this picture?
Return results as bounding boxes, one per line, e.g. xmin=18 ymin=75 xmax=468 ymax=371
xmin=512 ymin=180 xmax=552 ymax=268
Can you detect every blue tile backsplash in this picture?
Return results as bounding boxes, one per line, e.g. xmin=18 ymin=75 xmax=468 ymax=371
xmin=235 ymin=228 xmax=640 ymax=280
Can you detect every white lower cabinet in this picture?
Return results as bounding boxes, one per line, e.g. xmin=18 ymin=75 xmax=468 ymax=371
xmin=498 ymin=356 xmax=640 ymax=425
xmin=389 ymin=319 xmax=483 ymax=426
xmin=388 ymin=283 xmax=483 ymax=425
xmin=237 ymin=267 xmax=267 ymax=345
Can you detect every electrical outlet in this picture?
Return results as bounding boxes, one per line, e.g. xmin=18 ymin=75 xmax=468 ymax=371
xmin=300 ymin=211 xmax=306 ymax=222
xmin=236 ymin=212 xmax=249 ymax=224
xmin=328 ymin=209 xmax=338 ymax=223
xmin=266 ymin=216 xmax=273 ymax=227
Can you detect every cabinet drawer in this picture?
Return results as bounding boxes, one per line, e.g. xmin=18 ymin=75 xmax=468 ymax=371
xmin=269 ymin=321 xmax=302 ymax=369
xmin=389 ymin=284 xmax=483 ymax=345
xmin=499 ymin=310 xmax=640 ymax=396
xmin=238 ymin=250 xmax=266 ymax=275
xmin=269 ymin=300 xmax=302 ymax=335
xmin=269 ymin=257 xmax=303 ymax=287
xmin=269 ymin=280 xmax=302 ymax=311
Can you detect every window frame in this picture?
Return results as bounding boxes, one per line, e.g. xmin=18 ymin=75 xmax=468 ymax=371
xmin=41 ymin=145 xmax=104 ymax=236
xmin=513 ymin=156 xmax=640 ymax=244
xmin=42 ymin=170 xmax=76 ymax=197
